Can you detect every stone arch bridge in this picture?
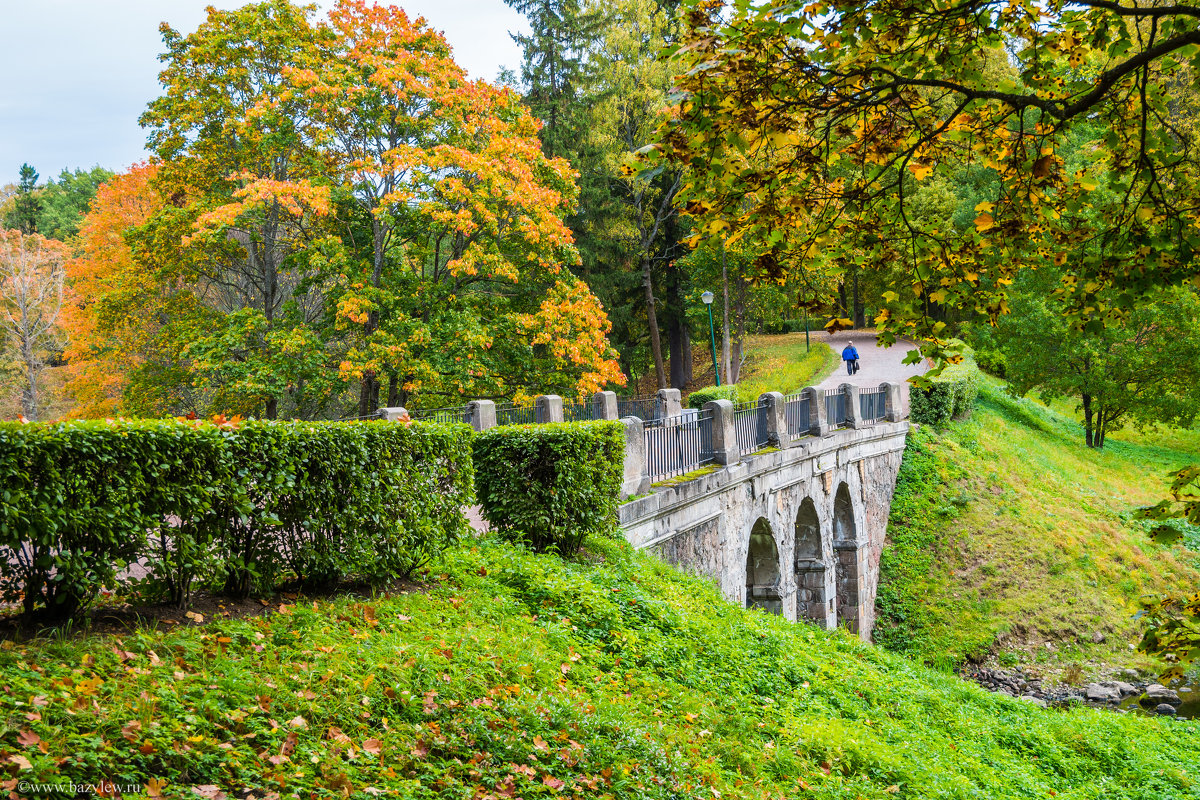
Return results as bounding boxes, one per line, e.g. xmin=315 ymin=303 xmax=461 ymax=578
xmin=385 ymin=381 xmax=911 ymax=639
xmin=615 ymin=383 xmax=911 ymax=639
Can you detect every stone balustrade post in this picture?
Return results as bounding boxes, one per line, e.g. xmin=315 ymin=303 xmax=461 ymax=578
xmin=841 ymin=383 xmax=862 ymax=429
xmin=619 ymin=416 xmax=651 ymax=498
xmin=759 ymin=391 xmax=787 ymax=446
xmin=703 ymin=398 xmax=740 ymax=465
xmin=802 ymin=386 xmax=829 ymax=437
xmin=377 ymin=406 xmax=408 ymax=422
xmin=535 ymin=394 xmax=564 ymax=424
xmin=883 ymin=381 xmax=909 ymax=422
xmin=656 ymin=388 xmax=682 ymax=421
xmin=592 ymin=390 xmax=618 ymax=420
xmin=467 ymin=399 xmax=496 ymax=432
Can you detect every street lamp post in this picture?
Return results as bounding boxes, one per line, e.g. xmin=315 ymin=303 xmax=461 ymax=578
xmin=701 ymin=291 xmax=720 ymax=386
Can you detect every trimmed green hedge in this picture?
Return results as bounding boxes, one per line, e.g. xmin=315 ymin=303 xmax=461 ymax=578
xmin=687 ymin=384 xmax=738 ymax=409
xmin=473 ymin=422 xmax=624 ymax=554
xmin=910 ymin=352 xmax=981 ymax=427
xmin=0 ymin=419 xmax=473 ymax=621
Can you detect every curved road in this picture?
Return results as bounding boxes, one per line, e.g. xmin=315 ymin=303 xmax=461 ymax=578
xmin=815 ymin=329 xmax=928 ymax=390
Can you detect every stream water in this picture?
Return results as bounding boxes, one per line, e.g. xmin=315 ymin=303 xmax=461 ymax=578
xmin=1115 ymin=682 xmax=1200 ymax=719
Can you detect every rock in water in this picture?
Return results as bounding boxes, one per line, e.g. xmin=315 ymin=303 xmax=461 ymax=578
xmin=1154 ymin=704 xmax=1178 ymax=716
xmin=1146 ymin=684 xmax=1182 ymax=705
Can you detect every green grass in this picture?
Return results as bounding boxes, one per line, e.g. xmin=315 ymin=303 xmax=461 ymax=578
xmin=734 ymin=334 xmax=839 ymax=399
xmin=1 ymin=536 xmax=1197 ymax=798
xmin=875 ymin=379 xmax=1200 ymax=676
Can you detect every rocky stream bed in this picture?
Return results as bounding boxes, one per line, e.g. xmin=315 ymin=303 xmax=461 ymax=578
xmin=960 ymin=666 xmax=1199 ymax=719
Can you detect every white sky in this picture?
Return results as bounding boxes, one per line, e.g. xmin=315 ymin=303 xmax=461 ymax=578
xmin=0 ymin=0 xmax=528 ymax=185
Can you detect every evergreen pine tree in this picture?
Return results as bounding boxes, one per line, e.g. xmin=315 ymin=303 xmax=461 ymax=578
xmin=504 ymin=0 xmax=598 ymax=160
xmin=8 ymin=164 xmax=42 ymax=234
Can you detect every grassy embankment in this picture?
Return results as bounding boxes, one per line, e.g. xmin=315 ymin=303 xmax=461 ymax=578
xmin=635 ymin=333 xmax=838 ymax=398
xmin=735 ymin=333 xmax=841 ymax=398
xmin=875 ymin=378 xmax=1200 ymax=677
xmin=2 ymin=535 xmax=1197 ymax=798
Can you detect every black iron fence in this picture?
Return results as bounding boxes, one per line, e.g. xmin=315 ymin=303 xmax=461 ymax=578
xmin=644 ymin=412 xmax=714 ymax=481
xmin=733 ymin=399 xmax=770 ymax=454
xmin=825 ymin=391 xmax=848 ymax=429
xmin=784 ymin=392 xmax=810 ymax=439
xmin=408 ymin=405 xmax=470 ymax=424
xmin=495 ymin=403 xmax=537 ymax=426
xmin=859 ymin=387 xmax=887 ymax=422
xmin=617 ymin=395 xmax=659 ymax=421
xmin=562 ymin=402 xmax=599 ymax=423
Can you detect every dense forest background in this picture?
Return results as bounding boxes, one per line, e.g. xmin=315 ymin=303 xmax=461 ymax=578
xmin=1 ymin=0 xmax=1198 ymax=453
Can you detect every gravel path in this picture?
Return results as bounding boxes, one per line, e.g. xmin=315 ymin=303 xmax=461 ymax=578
xmin=816 ymin=329 xmax=928 ymax=390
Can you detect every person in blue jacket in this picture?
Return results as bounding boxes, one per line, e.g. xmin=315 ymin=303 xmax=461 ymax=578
xmin=841 ymin=341 xmax=860 ymax=375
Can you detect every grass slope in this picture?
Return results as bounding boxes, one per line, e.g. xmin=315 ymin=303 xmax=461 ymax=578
xmin=735 ymin=334 xmax=839 ymax=398
xmin=875 ymin=380 xmax=1200 ymax=674
xmin=1 ymin=536 xmax=1196 ymax=798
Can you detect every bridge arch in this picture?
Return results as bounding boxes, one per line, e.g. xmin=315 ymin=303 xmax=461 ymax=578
xmin=745 ymin=517 xmax=783 ymax=615
xmin=794 ymin=497 xmax=831 ymax=626
xmin=832 ymin=481 xmax=865 ymax=632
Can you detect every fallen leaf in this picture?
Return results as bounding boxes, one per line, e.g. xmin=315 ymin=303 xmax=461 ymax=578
xmin=363 ymin=738 xmax=383 ymax=755
xmin=542 ymin=775 xmax=565 ymax=791
xmin=17 ymin=729 xmax=39 ymax=747
xmin=288 ymin=716 xmax=308 ymax=729
xmin=533 ymin=735 xmax=549 ymax=751
xmin=121 ymin=721 xmax=142 ymax=742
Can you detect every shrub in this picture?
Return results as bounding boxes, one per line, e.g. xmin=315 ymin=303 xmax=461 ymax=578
xmin=974 ymin=347 xmax=1008 ymax=378
xmin=473 ymin=421 xmax=624 ymax=553
xmin=0 ymin=418 xmax=474 ymax=622
xmin=910 ymin=351 xmax=981 ymax=427
xmin=0 ymin=420 xmax=226 ymax=621
xmin=687 ymin=384 xmax=738 ymax=409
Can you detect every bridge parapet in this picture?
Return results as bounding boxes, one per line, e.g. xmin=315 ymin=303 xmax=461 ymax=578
xmin=620 ymin=382 xmax=911 ymax=641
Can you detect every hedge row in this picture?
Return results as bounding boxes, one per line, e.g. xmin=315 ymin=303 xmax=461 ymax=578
xmin=473 ymin=421 xmax=625 ymax=554
xmin=910 ymin=352 xmax=981 ymax=427
xmin=0 ymin=419 xmax=473 ymax=622
xmin=687 ymin=384 xmax=738 ymax=409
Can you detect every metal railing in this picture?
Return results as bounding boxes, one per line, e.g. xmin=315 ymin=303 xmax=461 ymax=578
xmin=859 ymin=387 xmax=887 ymax=422
xmin=617 ymin=395 xmax=658 ymax=421
xmin=825 ymin=392 xmax=848 ymax=429
xmin=495 ymin=403 xmax=537 ymax=426
xmin=784 ymin=392 xmax=810 ymax=440
xmin=733 ymin=399 xmax=770 ymax=454
xmin=408 ymin=405 xmax=470 ymax=424
xmin=562 ymin=402 xmax=598 ymax=423
xmin=644 ymin=412 xmax=714 ymax=481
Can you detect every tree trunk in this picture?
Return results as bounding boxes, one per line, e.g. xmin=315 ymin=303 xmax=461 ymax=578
xmin=358 ymin=216 xmax=388 ymax=418
xmin=668 ymin=319 xmax=692 ymax=389
xmin=837 ymin=280 xmax=849 ymax=321
xmin=387 ymin=373 xmax=400 ymax=408
xmin=642 ymin=256 xmax=667 ymax=389
xmin=21 ymin=337 xmax=38 ymax=421
xmin=853 ymin=267 xmax=866 ymax=328
xmin=721 ymin=245 xmax=731 ymax=385
xmin=731 ymin=276 xmax=747 ymax=384
xmin=1082 ymin=393 xmax=1095 ymax=448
